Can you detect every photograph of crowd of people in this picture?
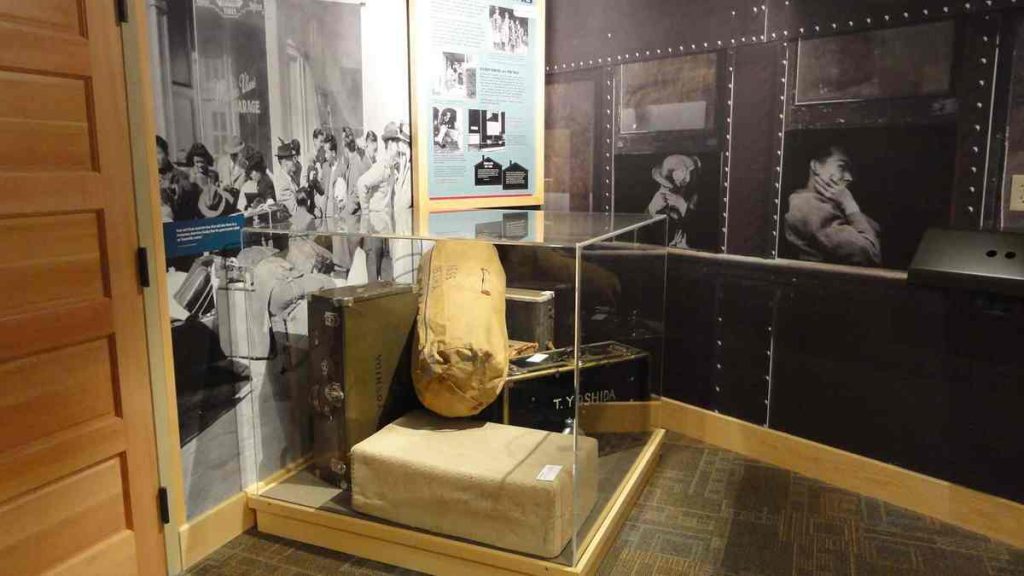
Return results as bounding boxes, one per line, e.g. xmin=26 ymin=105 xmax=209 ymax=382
xmin=779 ymin=126 xmax=957 ymax=269
xmin=158 ymin=120 xmax=412 ymax=228
xmin=490 ymin=6 xmax=529 ymax=54
xmin=614 ymin=152 xmax=722 ymax=250
xmin=433 ymin=52 xmax=477 ymax=99
xmin=433 ymin=106 xmax=464 ymax=152
xmin=157 ymin=115 xmax=412 ymax=289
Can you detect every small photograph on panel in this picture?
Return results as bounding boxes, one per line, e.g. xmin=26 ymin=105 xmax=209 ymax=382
xmin=615 ymin=152 xmax=722 ymax=250
xmin=433 ymin=106 xmax=464 ymax=153
xmin=779 ymin=126 xmax=956 ymax=269
xmin=490 ymin=6 xmax=529 ymax=54
xmin=468 ymin=109 xmax=506 ymax=151
xmin=433 ymin=51 xmax=477 ymax=99
xmin=795 ymin=21 xmax=954 ymax=104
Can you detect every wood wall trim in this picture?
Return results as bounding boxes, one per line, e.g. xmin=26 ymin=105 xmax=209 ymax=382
xmin=658 ymin=397 xmax=1024 ymax=549
xmin=121 ymin=0 xmax=186 ymax=572
xmin=579 ymin=401 xmax=658 ymax=434
xmin=179 ymin=491 xmax=255 ymax=569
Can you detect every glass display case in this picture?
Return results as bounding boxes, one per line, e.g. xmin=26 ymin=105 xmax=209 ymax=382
xmin=232 ymin=208 xmax=667 ymax=567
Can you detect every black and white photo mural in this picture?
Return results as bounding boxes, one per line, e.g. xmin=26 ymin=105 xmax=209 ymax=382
xmin=614 ymin=152 xmax=723 ymax=250
xmin=780 ymin=21 xmax=959 ymax=270
xmin=544 ymin=0 xmax=1024 ymax=522
xmin=148 ymin=0 xmax=413 ymax=521
xmin=613 ymin=51 xmax=725 ymax=251
xmin=779 ymin=126 xmax=957 ymax=269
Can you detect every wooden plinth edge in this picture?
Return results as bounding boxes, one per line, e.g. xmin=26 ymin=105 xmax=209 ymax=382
xmin=658 ymin=397 xmax=1024 ymax=549
xmin=249 ymin=429 xmax=665 ymax=575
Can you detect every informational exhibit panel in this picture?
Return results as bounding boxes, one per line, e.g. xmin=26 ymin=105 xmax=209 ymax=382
xmin=412 ymin=0 xmax=545 ymax=211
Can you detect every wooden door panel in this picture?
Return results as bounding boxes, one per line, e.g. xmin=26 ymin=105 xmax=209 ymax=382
xmin=0 ymin=300 xmax=113 ymax=363
xmin=0 ymin=71 xmax=90 ymax=123
xmin=0 ymin=22 xmax=90 ymax=77
xmin=46 ymin=531 xmax=139 ymax=576
xmin=0 ymin=457 xmax=132 ymax=575
xmin=0 ymin=213 xmax=106 ymax=314
xmin=0 ymin=416 xmax=125 ymax=504
xmin=0 ymin=338 xmax=116 ymax=453
xmin=0 ymin=122 xmax=94 ymax=171
xmin=0 ymin=0 xmax=85 ymax=37
xmin=0 ymin=0 xmax=165 ymax=573
xmin=0 ymin=174 xmax=106 ymax=214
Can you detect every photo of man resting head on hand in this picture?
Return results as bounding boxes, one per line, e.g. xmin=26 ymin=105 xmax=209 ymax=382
xmin=785 ymin=145 xmax=881 ymax=267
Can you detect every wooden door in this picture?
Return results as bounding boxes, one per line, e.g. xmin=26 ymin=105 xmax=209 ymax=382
xmin=0 ymin=1 xmax=166 ymax=574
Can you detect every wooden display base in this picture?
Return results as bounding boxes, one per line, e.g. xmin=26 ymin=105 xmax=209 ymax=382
xmin=249 ymin=428 xmax=665 ymax=576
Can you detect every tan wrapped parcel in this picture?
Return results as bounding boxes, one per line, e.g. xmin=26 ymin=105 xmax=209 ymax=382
xmin=351 ymin=411 xmax=598 ymax=558
xmin=413 ymin=240 xmax=509 ymax=417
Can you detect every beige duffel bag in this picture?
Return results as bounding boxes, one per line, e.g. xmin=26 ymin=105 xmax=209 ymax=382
xmin=413 ymin=240 xmax=508 ymax=417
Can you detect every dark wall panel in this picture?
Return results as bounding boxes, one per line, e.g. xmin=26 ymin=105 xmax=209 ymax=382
xmin=770 ymin=280 xmax=954 ymax=481
xmin=663 ymin=254 xmax=775 ymax=423
xmin=766 ymin=0 xmax=988 ymax=40
xmin=726 ymin=42 xmax=786 ymax=257
xmin=770 ymin=279 xmax=1024 ymax=503
xmin=713 ymin=276 xmax=775 ymax=423
xmin=663 ymin=254 xmax=717 ymax=408
xmin=943 ymin=292 xmax=1024 ymax=503
xmin=547 ymin=0 xmax=765 ymax=70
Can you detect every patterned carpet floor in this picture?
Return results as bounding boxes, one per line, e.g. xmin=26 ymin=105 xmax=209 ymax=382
xmin=187 ymin=433 xmax=1024 ymax=576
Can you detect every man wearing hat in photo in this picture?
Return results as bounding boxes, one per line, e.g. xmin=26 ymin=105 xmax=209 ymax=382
xmin=358 ymin=122 xmax=410 ymax=217
xmin=274 ymin=140 xmax=300 ymax=217
xmin=646 ymin=154 xmax=701 ymax=248
xmin=216 ymin=135 xmax=249 ymax=193
xmin=357 ymin=121 xmax=412 ymax=281
xmin=390 ymin=122 xmax=417 ymax=283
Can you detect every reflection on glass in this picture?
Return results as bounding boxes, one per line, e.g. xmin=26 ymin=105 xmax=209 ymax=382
xmin=796 ymin=21 xmax=954 ymax=103
xmin=546 ymin=79 xmax=595 ymax=211
xmin=620 ymin=52 xmax=717 ymax=133
xmin=1001 ymin=18 xmax=1024 ymax=232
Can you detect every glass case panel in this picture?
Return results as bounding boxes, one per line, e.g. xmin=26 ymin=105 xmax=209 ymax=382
xmin=244 ymin=207 xmax=661 ymax=246
xmin=237 ymin=209 xmax=665 ymax=565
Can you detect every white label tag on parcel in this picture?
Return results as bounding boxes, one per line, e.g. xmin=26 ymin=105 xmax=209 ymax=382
xmin=526 ymin=353 xmax=548 ymax=363
xmin=536 ymin=465 xmax=562 ymax=482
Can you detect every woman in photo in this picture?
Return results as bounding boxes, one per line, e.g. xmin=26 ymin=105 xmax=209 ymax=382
xmin=434 ymin=108 xmax=461 ymax=151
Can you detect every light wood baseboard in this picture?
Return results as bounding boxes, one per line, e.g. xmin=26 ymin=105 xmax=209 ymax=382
xmin=659 ymin=397 xmax=1024 ymax=549
xmin=179 ymin=491 xmax=255 ymax=569
xmin=177 ymin=456 xmax=313 ymax=569
xmin=250 ymin=430 xmax=665 ymax=575
xmin=580 ymin=401 xmax=658 ymax=434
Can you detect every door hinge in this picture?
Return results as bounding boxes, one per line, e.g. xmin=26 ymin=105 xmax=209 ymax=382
xmin=116 ymin=0 xmax=129 ymax=24
xmin=137 ymin=247 xmax=151 ymax=288
xmin=158 ymin=486 xmax=170 ymax=524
